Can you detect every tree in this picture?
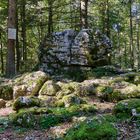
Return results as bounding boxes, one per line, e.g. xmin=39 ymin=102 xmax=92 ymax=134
xmin=6 ymin=0 xmax=16 ymax=77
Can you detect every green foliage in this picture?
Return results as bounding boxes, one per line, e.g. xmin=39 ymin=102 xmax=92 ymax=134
xmin=113 ymin=99 xmax=140 ymax=118
xmin=39 ymin=114 xmax=64 ymax=129
xmin=9 ymin=112 xmax=36 ymax=128
xmin=86 ymin=66 xmax=121 ymax=78
xmin=0 ymin=117 xmax=9 ymax=132
xmin=64 ymin=117 xmax=117 ymax=140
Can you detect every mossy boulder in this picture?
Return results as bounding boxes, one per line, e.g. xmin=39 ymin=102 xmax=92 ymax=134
xmin=10 ymin=112 xmax=36 ymax=127
xmin=61 ymin=94 xmax=84 ymax=107
xmin=13 ymin=71 xmax=48 ymax=98
xmin=96 ymin=82 xmax=140 ymax=102
xmin=0 ymin=85 xmax=13 ymax=100
xmin=64 ymin=117 xmax=117 ymax=140
xmin=113 ymin=98 xmax=140 ymax=118
xmin=13 ymin=96 xmax=41 ymax=111
xmin=39 ymin=80 xmax=60 ymax=97
xmin=56 ymin=82 xmax=79 ymax=99
xmin=76 ymin=81 xmax=96 ymax=96
xmin=118 ymin=85 xmax=140 ymax=98
xmin=39 ymin=96 xmax=57 ymax=107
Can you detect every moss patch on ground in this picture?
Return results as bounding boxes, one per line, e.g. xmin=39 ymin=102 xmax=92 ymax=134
xmin=64 ymin=116 xmax=117 ymax=140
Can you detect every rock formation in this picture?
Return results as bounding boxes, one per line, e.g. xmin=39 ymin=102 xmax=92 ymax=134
xmin=38 ymin=29 xmax=112 ymax=74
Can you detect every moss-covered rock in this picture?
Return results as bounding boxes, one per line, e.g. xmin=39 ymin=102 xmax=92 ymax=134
xmin=0 ymin=85 xmax=13 ymax=100
xmin=113 ymin=98 xmax=140 ymax=118
xmin=13 ymin=71 xmax=48 ymax=98
xmin=96 ymin=82 xmax=140 ymax=102
xmin=56 ymin=82 xmax=79 ymax=99
xmin=51 ymin=104 xmax=96 ymax=117
xmin=39 ymin=96 xmax=57 ymax=107
xmin=62 ymin=94 xmax=84 ymax=107
xmin=96 ymin=85 xmax=115 ymax=101
xmin=64 ymin=117 xmax=117 ymax=140
xmin=10 ymin=111 xmax=36 ymax=127
xmin=39 ymin=80 xmax=60 ymax=96
xmin=13 ymin=96 xmax=41 ymax=111
xmin=18 ymin=107 xmax=52 ymax=115
xmin=76 ymin=81 xmax=96 ymax=96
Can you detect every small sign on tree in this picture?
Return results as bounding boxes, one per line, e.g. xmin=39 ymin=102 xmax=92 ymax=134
xmin=8 ymin=28 xmax=16 ymax=40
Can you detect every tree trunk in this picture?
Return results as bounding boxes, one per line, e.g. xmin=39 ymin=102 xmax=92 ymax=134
xmin=21 ymin=0 xmax=27 ymax=61
xmin=16 ymin=4 xmax=20 ymax=72
xmin=48 ymin=0 xmax=53 ymax=37
xmin=6 ymin=0 xmax=16 ymax=77
xmin=129 ymin=0 xmax=134 ymax=68
xmin=80 ymin=0 xmax=89 ymax=29
xmin=0 ymin=32 xmax=4 ymax=74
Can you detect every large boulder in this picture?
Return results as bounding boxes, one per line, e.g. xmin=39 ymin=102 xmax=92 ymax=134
xmin=39 ymin=29 xmax=112 ymax=74
xmin=13 ymin=71 xmax=48 ymax=99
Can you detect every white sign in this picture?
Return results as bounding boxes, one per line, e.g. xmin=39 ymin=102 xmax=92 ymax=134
xmin=8 ymin=28 xmax=16 ymax=40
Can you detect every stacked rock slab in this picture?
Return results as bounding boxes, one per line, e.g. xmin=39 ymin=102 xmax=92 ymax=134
xmin=39 ymin=29 xmax=112 ymax=74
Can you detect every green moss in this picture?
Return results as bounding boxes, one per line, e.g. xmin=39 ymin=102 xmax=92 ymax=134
xmin=51 ymin=104 xmax=96 ymax=117
xmin=30 ymin=77 xmax=47 ymax=96
xmin=18 ymin=107 xmax=52 ymax=115
xmin=96 ymin=85 xmax=114 ymax=101
xmin=13 ymin=96 xmax=41 ymax=111
xmin=64 ymin=117 xmax=117 ymax=140
xmin=80 ymin=104 xmax=97 ymax=113
xmin=10 ymin=112 xmax=36 ymax=127
xmin=62 ymin=94 xmax=84 ymax=107
xmin=56 ymin=82 xmax=79 ymax=99
xmin=39 ymin=114 xmax=64 ymax=129
xmin=39 ymin=80 xmax=60 ymax=96
xmin=10 ymin=103 xmax=96 ymax=128
xmin=113 ymin=98 xmax=140 ymax=118
xmin=86 ymin=66 xmax=119 ymax=78
xmin=55 ymin=100 xmax=65 ymax=107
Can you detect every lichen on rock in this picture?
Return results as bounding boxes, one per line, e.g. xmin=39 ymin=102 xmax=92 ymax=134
xmin=13 ymin=96 xmax=41 ymax=111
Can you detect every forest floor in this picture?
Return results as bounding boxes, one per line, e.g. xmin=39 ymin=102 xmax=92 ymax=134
xmin=0 ymin=97 xmax=139 ymax=140
xmin=1 ymin=67 xmax=140 ymax=140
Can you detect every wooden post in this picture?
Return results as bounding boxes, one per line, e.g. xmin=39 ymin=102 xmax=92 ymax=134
xmin=6 ymin=0 xmax=16 ymax=77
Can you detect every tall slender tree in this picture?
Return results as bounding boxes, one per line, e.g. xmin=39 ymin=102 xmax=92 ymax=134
xmin=6 ymin=0 xmax=16 ymax=77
